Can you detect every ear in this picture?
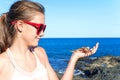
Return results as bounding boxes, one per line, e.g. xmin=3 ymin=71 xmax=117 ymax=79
xmin=15 ymin=20 xmax=24 ymax=32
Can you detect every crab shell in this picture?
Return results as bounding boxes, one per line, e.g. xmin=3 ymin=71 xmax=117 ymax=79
xmin=72 ymin=47 xmax=91 ymax=53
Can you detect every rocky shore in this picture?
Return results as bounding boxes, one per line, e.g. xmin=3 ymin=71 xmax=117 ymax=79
xmin=56 ymin=56 xmax=120 ymax=80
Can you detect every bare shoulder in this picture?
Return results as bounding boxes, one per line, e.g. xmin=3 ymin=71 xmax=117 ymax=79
xmin=0 ymin=52 xmax=11 ymax=72
xmin=0 ymin=52 xmax=14 ymax=79
xmin=0 ymin=52 xmax=8 ymax=68
xmin=34 ymin=47 xmax=47 ymax=58
xmin=34 ymin=47 xmax=49 ymax=65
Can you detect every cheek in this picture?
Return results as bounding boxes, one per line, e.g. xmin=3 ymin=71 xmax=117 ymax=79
xmin=22 ymin=27 xmax=37 ymax=41
xmin=26 ymin=26 xmax=37 ymax=35
xmin=22 ymin=31 xmax=38 ymax=46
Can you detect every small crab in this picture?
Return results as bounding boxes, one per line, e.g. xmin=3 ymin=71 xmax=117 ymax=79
xmin=71 ymin=47 xmax=91 ymax=53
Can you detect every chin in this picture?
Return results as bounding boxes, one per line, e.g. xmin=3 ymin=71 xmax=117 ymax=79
xmin=30 ymin=43 xmax=38 ymax=47
xmin=34 ymin=43 xmax=38 ymax=47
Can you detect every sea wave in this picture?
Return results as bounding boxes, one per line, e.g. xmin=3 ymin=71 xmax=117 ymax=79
xmin=58 ymin=69 xmax=85 ymax=76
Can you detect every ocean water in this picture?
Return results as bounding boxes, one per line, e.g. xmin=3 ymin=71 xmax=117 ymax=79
xmin=38 ymin=38 xmax=120 ymax=74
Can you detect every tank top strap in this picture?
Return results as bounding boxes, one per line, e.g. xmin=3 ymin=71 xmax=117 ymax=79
xmin=6 ymin=48 xmax=17 ymax=68
xmin=6 ymin=48 xmax=49 ymax=80
xmin=30 ymin=47 xmax=45 ymax=68
xmin=6 ymin=48 xmax=38 ymax=75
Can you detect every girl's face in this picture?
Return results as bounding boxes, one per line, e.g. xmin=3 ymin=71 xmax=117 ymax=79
xmin=21 ymin=12 xmax=45 ymax=47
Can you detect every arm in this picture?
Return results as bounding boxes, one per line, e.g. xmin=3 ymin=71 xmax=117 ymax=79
xmin=43 ymin=50 xmax=59 ymax=80
xmin=35 ymin=47 xmax=59 ymax=80
xmin=36 ymin=42 xmax=99 ymax=80
xmin=61 ymin=42 xmax=99 ymax=80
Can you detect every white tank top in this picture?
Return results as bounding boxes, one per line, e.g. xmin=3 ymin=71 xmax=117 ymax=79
xmin=6 ymin=48 xmax=49 ymax=80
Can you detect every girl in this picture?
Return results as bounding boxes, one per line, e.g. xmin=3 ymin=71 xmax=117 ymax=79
xmin=0 ymin=0 xmax=99 ymax=80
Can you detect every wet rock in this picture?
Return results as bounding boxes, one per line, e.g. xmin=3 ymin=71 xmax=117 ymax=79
xmin=75 ymin=56 xmax=120 ymax=80
xmin=56 ymin=56 xmax=120 ymax=80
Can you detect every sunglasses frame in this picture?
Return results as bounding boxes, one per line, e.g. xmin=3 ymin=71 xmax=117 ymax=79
xmin=12 ymin=20 xmax=46 ymax=35
xmin=22 ymin=21 xmax=46 ymax=35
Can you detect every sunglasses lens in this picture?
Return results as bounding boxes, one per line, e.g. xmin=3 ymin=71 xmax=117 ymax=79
xmin=37 ymin=25 xmax=46 ymax=35
xmin=43 ymin=25 xmax=46 ymax=32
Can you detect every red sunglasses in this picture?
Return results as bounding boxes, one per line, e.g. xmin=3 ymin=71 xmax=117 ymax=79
xmin=12 ymin=20 xmax=46 ymax=35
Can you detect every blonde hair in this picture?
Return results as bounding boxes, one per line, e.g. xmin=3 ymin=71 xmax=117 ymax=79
xmin=0 ymin=0 xmax=45 ymax=53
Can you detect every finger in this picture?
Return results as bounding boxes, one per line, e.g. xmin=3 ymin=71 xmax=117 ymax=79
xmin=91 ymin=42 xmax=99 ymax=53
xmin=95 ymin=42 xmax=99 ymax=50
xmin=85 ymin=51 xmax=93 ymax=56
xmin=94 ymin=42 xmax=99 ymax=52
xmin=91 ymin=47 xmax=97 ymax=54
xmin=86 ymin=46 xmax=90 ymax=49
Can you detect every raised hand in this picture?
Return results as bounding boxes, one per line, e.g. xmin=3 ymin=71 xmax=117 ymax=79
xmin=72 ymin=42 xmax=99 ymax=59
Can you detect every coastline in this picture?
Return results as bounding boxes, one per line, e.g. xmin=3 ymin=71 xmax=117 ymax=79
xmin=56 ymin=55 xmax=120 ymax=80
xmin=39 ymin=38 xmax=120 ymax=79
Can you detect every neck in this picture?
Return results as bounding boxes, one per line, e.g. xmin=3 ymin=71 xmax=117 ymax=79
xmin=9 ymin=38 xmax=32 ymax=58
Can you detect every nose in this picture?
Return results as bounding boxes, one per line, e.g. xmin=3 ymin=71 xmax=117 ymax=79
xmin=39 ymin=30 xmax=44 ymax=37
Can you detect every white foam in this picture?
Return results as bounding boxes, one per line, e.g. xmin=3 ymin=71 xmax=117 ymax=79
xmin=58 ymin=69 xmax=85 ymax=76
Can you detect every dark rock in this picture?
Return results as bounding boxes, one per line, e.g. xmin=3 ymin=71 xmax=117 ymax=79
xmin=56 ymin=56 xmax=120 ymax=80
xmin=75 ymin=56 xmax=120 ymax=80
